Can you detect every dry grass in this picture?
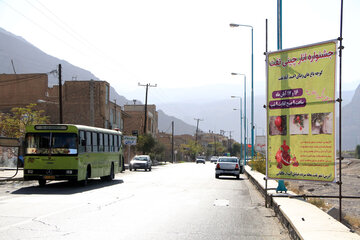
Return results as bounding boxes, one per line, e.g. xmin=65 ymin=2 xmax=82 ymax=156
xmin=307 ymin=198 xmax=328 ymax=210
xmin=344 ymin=215 xmax=360 ymax=233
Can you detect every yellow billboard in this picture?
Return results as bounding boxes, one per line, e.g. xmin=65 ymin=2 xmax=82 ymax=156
xmin=266 ymin=40 xmax=337 ymax=182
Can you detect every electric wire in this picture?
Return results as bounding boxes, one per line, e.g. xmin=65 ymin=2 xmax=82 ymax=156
xmin=1 ymin=0 xmax=93 ymax=60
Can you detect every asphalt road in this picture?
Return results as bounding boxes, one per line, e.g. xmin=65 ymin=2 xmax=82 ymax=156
xmin=0 ymin=162 xmax=290 ymax=240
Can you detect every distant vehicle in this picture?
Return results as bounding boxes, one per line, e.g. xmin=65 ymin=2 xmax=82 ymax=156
xmin=24 ymin=124 xmax=124 ymax=186
xmin=129 ymin=155 xmax=152 ymax=171
xmin=210 ymin=156 xmax=219 ymax=163
xmin=215 ymin=156 xmax=244 ymax=179
xmin=195 ymin=156 xmax=206 ymax=164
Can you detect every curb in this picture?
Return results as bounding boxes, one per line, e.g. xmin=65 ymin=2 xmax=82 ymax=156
xmin=245 ymin=168 xmax=301 ymax=240
xmin=244 ymin=166 xmax=360 ymax=240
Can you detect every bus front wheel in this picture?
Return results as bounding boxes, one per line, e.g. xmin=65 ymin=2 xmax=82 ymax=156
xmin=38 ymin=179 xmax=46 ymax=187
xmin=82 ymin=166 xmax=91 ymax=186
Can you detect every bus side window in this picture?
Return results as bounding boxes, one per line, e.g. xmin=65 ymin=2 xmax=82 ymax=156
xmin=114 ymin=135 xmax=118 ymax=152
xmin=86 ymin=131 xmax=92 ymax=152
xmin=79 ymin=131 xmax=86 ymax=153
xmin=109 ymin=134 xmax=113 ymax=152
xmin=98 ymin=133 xmax=104 ymax=152
xmin=104 ymin=134 xmax=109 ymax=152
xmin=92 ymin=132 xmax=98 ymax=152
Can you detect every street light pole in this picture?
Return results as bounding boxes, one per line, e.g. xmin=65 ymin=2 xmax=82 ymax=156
xmin=230 ymin=23 xmax=254 ymax=160
xmin=231 ymin=73 xmax=247 ymax=165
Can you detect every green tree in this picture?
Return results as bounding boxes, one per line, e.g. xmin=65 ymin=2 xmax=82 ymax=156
xmin=136 ymin=133 xmax=156 ymax=154
xmin=355 ymin=145 xmax=360 ymax=159
xmin=231 ymin=142 xmax=241 ymax=156
xmin=151 ymin=140 xmax=166 ymax=161
xmin=0 ymin=103 xmax=49 ymax=138
xmin=180 ymin=140 xmax=203 ymax=160
xmin=208 ymin=141 xmax=226 ymax=156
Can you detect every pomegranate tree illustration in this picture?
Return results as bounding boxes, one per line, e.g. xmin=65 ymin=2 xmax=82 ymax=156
xmin=275 ymin=140 xmax=299 ymax=169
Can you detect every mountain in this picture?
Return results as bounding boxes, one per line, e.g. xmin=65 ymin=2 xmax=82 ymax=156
xmin=0 ymin=27 xmax=196 ymax=134
xmin=158 ymin=86 xmax=360 ymax=148
xmin=0 ymin=28 xmax=98 ymax=85
xmin=342 ymin=83 xmax=360 ymax=150
xmin=157 ymin=95 xmax=267 ymax=142
xmin=157 ymin=110 xmax=197 ymax=135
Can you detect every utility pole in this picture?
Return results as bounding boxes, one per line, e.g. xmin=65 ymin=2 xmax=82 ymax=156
xmin=171 ymin=121 xmax=174 ymax=163
xmin=58 ymin=64 xmax=63 ymax=124
xmin=194 ymin=118 xmax=203 ymax=145
xmin=138 ymin=83 xmax=157 ymax=134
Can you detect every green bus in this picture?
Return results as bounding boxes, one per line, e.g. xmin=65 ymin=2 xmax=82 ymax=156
xmin=24 ymin=124 xmax=124 ymax=186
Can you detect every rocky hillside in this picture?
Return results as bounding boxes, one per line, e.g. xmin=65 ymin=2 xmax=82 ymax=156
xmin=342 ymin=83 xmax=360 ymax=150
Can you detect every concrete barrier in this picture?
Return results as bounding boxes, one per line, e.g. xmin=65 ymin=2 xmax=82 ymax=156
xmin=244 ymin=165 xmax=360 ymax=240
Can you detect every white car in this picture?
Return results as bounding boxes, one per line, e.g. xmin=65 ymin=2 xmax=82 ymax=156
xmin=215 ymin=156 xmax=244 ymax=179
xmin=210 ymin=156 xmax=219 ymax=164
xmin=129 ymin=155 xmax=152 ymax=171
xmin=195 ymin=156 xmax=206 ymax=164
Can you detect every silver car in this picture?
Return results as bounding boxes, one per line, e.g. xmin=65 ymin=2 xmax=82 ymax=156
xmin=129 ymin=155 xmax=152 ymax=171
xmin=195 ymin=156 xmax=206 ymax=164
xmin=215 ymin=156 xmax=244 ymax=179
xmin=210 ymin=156 xmax=219 ymax=163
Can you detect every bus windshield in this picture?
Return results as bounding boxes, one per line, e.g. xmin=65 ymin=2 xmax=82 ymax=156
xmin=26 ymin=133 xmax=77 ymax=155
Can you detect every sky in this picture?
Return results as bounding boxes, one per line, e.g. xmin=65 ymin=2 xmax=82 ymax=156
xmin=0 ymin=0 xmax=359 ymax=136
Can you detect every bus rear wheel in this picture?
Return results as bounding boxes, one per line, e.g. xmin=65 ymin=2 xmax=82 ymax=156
xmin=108 ymin=163 xmax=115 ymax=180
xmin=102 ymin=163 xmax=114 ymax=181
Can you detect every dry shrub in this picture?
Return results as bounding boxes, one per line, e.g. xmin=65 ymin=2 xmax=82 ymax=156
xmin=344 ymin=215 xmax=360 ymax=229
xmin=307 ymin=198 xmax=327 ymax=209
xmin=252 ymin=153 xmax=266 ymax=175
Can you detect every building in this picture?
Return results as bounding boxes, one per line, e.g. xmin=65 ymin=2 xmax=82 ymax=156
xmin=123 ymin=104 xmax=158 ymax=137
xmin=0 ymin=74 xmax=126 ymax=131
xmin=0 ymin=73 xmax=48 ymax=111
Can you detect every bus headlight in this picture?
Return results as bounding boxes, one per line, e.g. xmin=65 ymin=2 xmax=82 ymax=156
xmin=27 ymin=170 xmax=33 ymax=174
xmin=66 ymin=170 xmax=73 ymax=174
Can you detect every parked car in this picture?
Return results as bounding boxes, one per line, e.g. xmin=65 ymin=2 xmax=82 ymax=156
xmin=215 ymin=156 xmax=244 ymax=179
xmin=129 ymin=155 xmax=152 ymax=171
xmin=210 ymin=156 xmax=219 ymax=163
xmin=195 ymin=156 xmax=206 ymax=164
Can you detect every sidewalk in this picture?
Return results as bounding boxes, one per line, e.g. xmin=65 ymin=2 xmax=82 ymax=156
xmin=245 ymin=165 xmax=360 ymax=240
xmin=0 ymin=168 xmax=23 ymax=181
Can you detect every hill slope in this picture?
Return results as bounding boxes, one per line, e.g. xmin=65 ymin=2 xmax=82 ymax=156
xmin=0 ymin=27 xmax=197 ymax=134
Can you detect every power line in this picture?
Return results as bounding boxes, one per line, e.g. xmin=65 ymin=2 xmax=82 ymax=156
xmin=1 ymin=0 xmax=91 ymax=59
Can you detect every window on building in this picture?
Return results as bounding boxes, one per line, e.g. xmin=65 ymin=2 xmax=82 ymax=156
xmin=117 ymin=112 xmax=121 ymax=128
xmin=105 ymin=85 xmax=109 ymax=105
xmin=110 ymin=109 xmax=113 ymax=127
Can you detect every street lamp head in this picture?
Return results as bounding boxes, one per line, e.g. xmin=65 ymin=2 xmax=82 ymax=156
xmin=229 ymin=23 xmax=240 ymax=27
xmin=231 ymin=72 xmax=238 ymax=75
